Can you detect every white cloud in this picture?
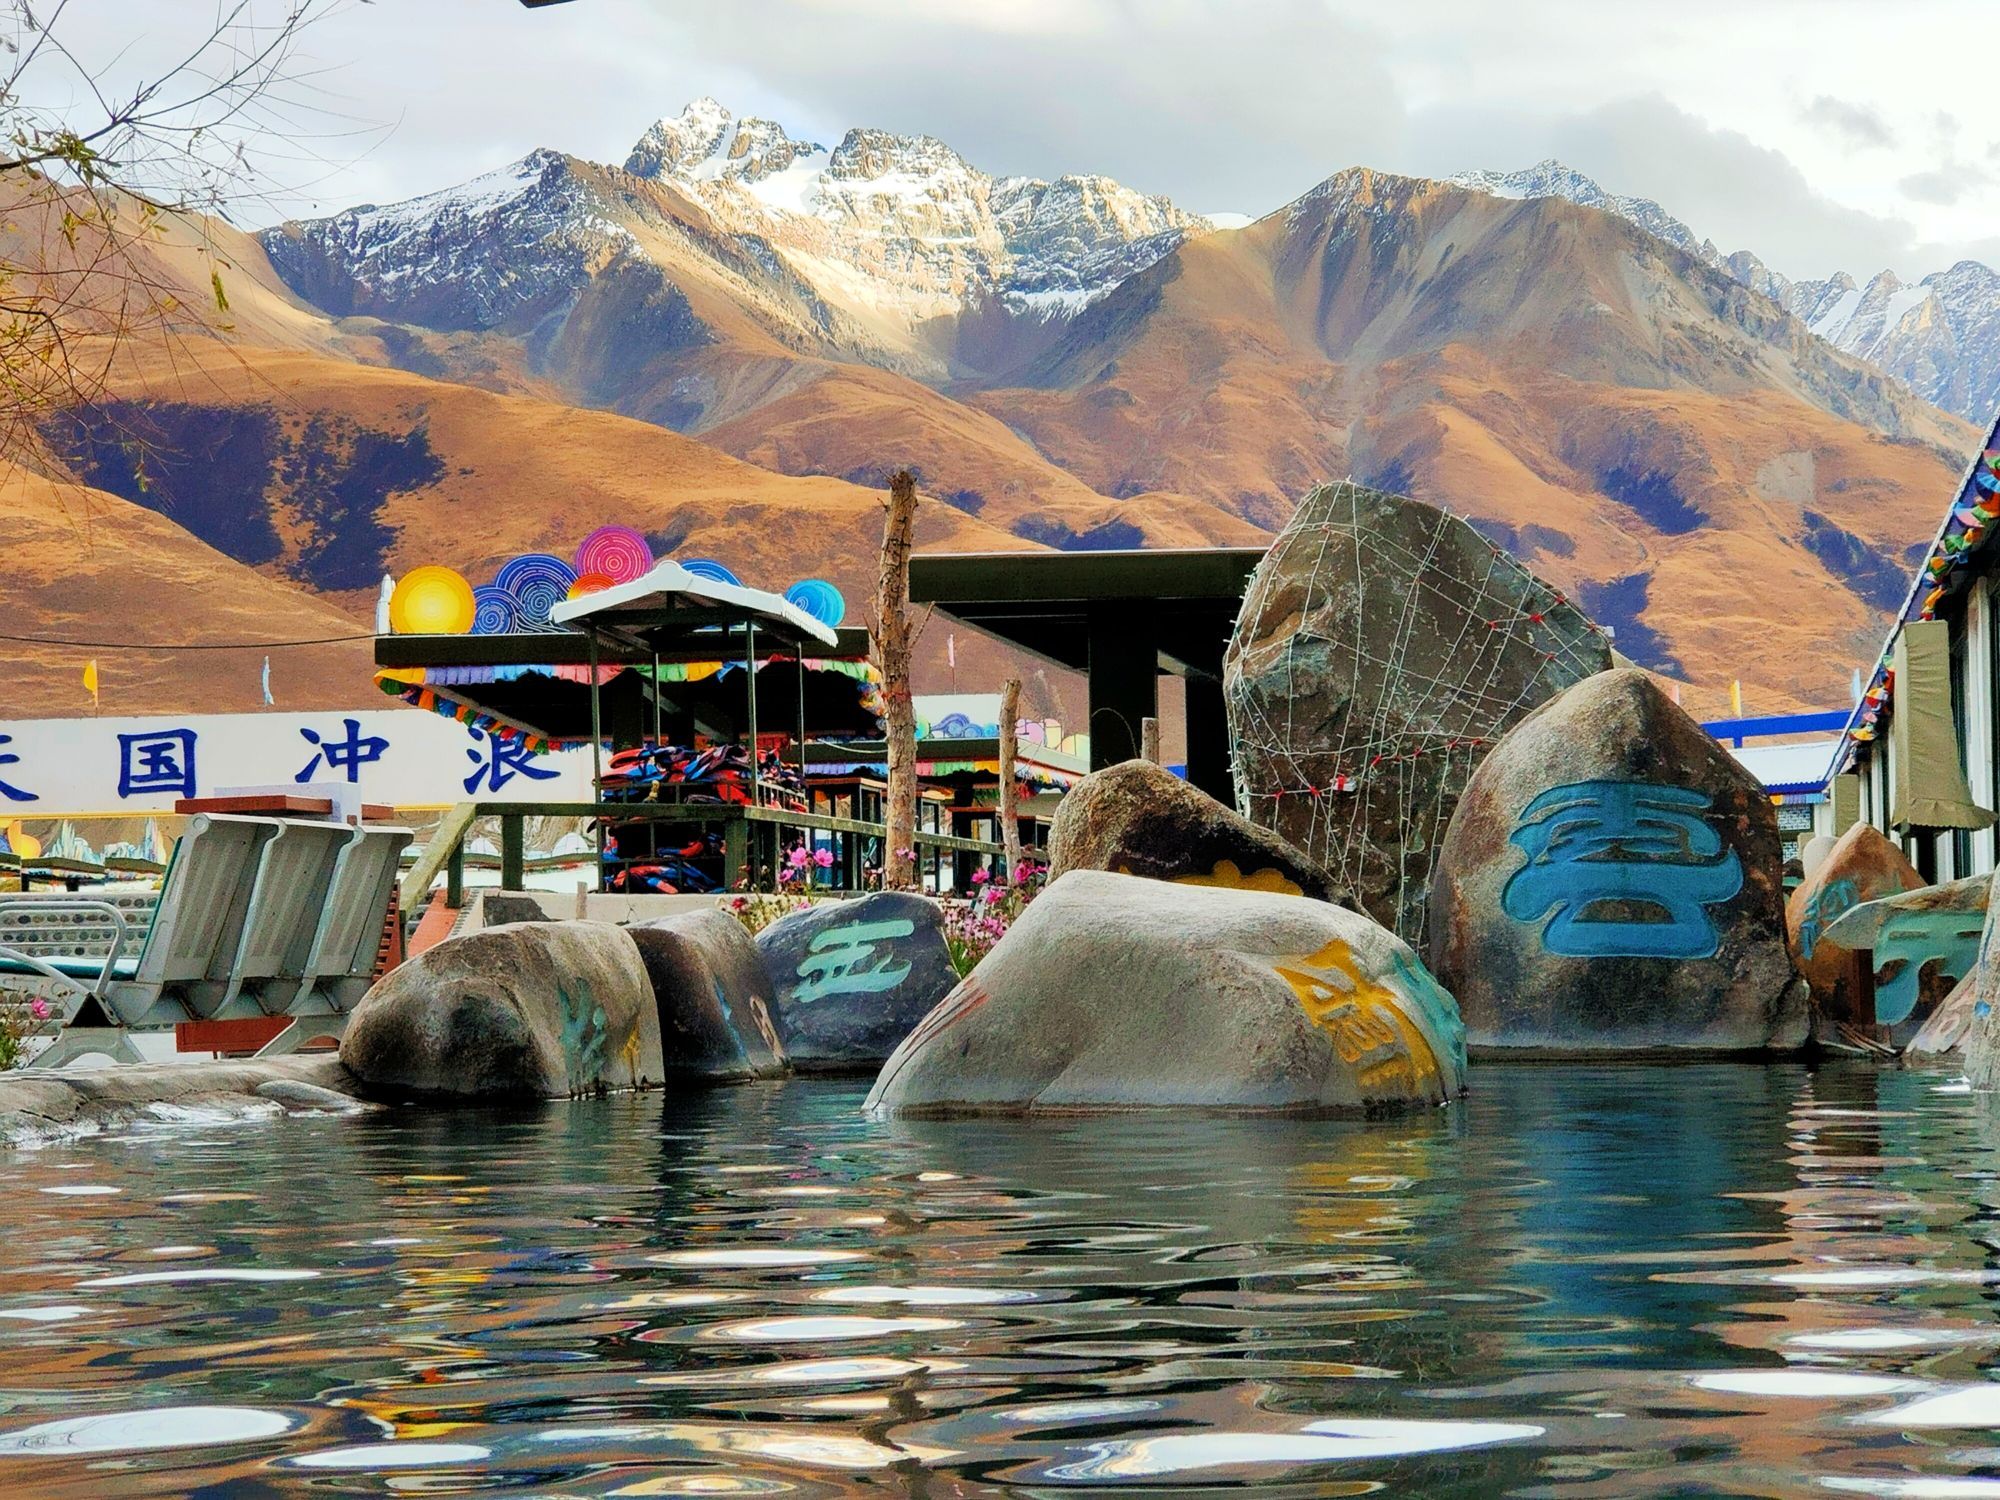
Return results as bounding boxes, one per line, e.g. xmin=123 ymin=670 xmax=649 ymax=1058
xmin=56 ymin=0 xmax=2000 ymax=281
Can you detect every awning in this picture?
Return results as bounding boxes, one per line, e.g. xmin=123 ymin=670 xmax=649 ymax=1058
xmin=1889 ymin=619 xmax=1993 ymax=830
xmin=551 ymin=560 xmax=838 ymax=649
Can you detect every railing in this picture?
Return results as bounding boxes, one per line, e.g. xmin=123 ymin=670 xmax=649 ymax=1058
xmin=400 ymin=801 xmax=1007 ymax=908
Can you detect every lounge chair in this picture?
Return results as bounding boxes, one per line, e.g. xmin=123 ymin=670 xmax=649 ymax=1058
xmin=251 ymin=824 xmax=412 ymax=1057
xmin=13 ymin=815 xmax=281 ymax=1067
xmin=8 ymin=814 xmax=412 ymax=1067
xmin=200 ymin=819 xmax=356 ymax=1020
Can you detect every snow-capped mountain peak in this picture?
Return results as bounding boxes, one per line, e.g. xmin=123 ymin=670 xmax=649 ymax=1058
xmin=619 ymin=98 xmax=1211 ymax=318
xmin=624 ymin=97 xmax=829 ymax=199
xmin=1447 ymin=160 xmax=1708 ymax=262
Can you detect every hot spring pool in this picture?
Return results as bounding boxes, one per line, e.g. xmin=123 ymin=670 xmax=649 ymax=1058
xmin=0 ymin=1062 xmax=1997 ymax=1496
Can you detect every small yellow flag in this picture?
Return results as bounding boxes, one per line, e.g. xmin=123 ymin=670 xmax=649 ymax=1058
xmin=1729 ymin=679 xmax=1743 ymax=717
xmin=82 ymin=659 xmax=99 ymax=707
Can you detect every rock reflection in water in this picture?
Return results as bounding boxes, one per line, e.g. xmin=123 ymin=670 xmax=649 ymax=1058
xmin=0 ymin=1065 xmax=1998 ymax=1494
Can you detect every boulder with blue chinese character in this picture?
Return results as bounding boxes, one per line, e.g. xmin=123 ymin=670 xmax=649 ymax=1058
xmin=865 ymin=870 xmax=1466 ymax=1117
xmin=626 ymin=909 xmax=787 ymax=1080
xmin=1782 ymin=822 xmax=1922 ymax=1035
xmin=1428 ymin=667 xmax=1807 ymax=1054
xmin=755 ymin=892 xmax=958 ymax=1072
xmin=1820 ymin=873 xmax=1988 ymax=1044
xmin=1958 ymin=881 xmax=2000 ymax=1088
xmin=341 ymin=921 xmax=664 ymax=1099
xmin=1048 ymin=758 xmax=1347 ymax=903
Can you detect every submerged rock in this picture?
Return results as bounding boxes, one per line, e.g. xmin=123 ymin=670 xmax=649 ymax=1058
xmin=865 ymin=869 xmax=1466 ymax=1117
xmin=755 ymin=892 xmax=955 ymax=1072
xmin=628 ymin=910 xmax=786 ymax=1079
xmin=1047 ymin=758 xmax=1344 ymax=902
xmin=1785 ymin=823 xmax=1923 ymax=1034
xmin=1429 ymin=668 xmax=1806 ymax=1054
xmin=342 ymin=921 xmax=663 ymax=1099
xmin=0 ymin=1056 xmax=365 ymax=1146
xmin=1225 ymin=480 xmax=1610 ymax=946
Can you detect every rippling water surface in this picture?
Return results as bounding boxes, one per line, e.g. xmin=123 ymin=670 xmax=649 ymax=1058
xmin=7 ymin=1064 xmax=2000 ymax=1495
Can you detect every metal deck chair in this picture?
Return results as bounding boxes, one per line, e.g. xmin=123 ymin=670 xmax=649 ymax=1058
xmin=252 ymin=824 xmax=412 ymax=1057
xmin=23 ymin=815 xmax=282 ymax=1068
xmin=200 ymin=819 xmax=356 ymax=1021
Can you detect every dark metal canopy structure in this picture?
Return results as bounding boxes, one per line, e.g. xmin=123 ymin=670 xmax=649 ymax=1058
xmin=374 ymin=627 xmax=874 ymax=745
xmin=909 ymin=546 xmax=1265 ymax=802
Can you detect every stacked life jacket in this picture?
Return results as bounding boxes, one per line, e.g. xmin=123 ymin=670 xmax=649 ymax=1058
xmin=601 ymin=742 xmax=806 ymax=808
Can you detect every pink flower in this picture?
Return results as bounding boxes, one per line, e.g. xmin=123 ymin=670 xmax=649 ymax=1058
xmin=971 ymin=868 xmax=989 ymax=885
xmin=812 ymin=848 xmax=834 ymax=869
xmin=28 ymin=999 xmax=50 ymax=1021
xmin=785 ymin=846 xmax=810 ymax=870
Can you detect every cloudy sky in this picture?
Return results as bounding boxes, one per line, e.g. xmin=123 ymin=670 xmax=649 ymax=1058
xmin=63 ymin=0 xmax=2000 ymax=279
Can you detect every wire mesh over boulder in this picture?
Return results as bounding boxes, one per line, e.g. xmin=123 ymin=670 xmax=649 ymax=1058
xmin=1226 ymin=480 xmax=1612 ymax=944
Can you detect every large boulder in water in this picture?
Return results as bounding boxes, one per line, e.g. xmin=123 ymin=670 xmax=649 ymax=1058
xmin=1429 ymin=668 xmax=1806 ymax=1053
xmin=342 ymin=921 xmax=663 ymax=1099
xmin=756 ymin=892 xmax=958 ymax=1071
xmin=628 ymin=910 xmax=787 ymax=1079
xmin=1784 ymin=823 xmax=1922 ymax=1033
xmin=1047 ymin=758 xmax=1344 ymax=902
xmin=1821 ymin=874 xmax=1989 ymax=1041
xmin=864 ymin=870 xmax=1466 ymax=1117
xmin=1225 ymin=480 xmax=1611 ymax=946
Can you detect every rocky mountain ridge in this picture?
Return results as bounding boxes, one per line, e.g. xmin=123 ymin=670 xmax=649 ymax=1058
xmin=1451 ymin=159 xmax=2000 ymax=424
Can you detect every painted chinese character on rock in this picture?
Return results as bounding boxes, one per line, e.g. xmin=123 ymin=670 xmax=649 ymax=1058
xmin=1500 ymin=781 xmax=1743 ymax=960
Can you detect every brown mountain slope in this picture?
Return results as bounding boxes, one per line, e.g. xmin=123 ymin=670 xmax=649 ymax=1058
xmin=37 ymin=341 xmax=1046 ymax=712
xmin=964 ymin=173 xmax=1972 ymax=707
xmin=64 ymin=340 xmax=1035 ymax=604
xmin=7 ymin=472 xmax=376 ymax=713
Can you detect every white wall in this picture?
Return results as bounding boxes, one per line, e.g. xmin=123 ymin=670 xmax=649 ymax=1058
xmin=0 ymin=709 xmax=596 ymax=815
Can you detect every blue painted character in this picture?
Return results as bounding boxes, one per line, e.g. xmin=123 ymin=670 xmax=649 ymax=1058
xmin=793 ymin=919 xmax=915 ymax=1004
xmin=1500 ymin=780 xmax=1742 ymax=960
xmin=1798 ymin=877 xmax=1860 ymax=961
xmin=117 ymin=728 xmax=197 ymax=799
xmin=1872 ymin=912 xmax=1984 ymax=1027
xmin=462 ymin=726 xmax=560 ymax=795
xmin=0 ymin=734 xmax=38 ymax=802
xmin=296 ymin=718 xmax=389 ymax=783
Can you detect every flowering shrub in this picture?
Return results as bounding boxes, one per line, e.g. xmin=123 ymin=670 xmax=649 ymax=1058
xmin=725 ymin=842 xmax=836 ymax=935
xmin=0 ymin=994 xmax=52 ymax=1070
xmin=942 ymin=861 xmax=1047 ymax=977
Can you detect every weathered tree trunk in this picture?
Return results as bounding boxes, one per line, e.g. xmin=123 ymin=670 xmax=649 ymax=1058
xmin=875 ymin=470 xmax=920 ymax=891
xmin=999 ymin=676 xmax=1025 ymax=879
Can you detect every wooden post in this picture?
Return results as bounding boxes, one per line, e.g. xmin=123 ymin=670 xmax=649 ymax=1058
xmin=1141 ymin=715 xmax=1161 ymax=765
xmin=999 ymin=677 xmax=1025 ymax=879
xmin=874 ymin=470 xmax=920 ymax=891
xmin=500 ymin=814 xmax=524 ymax=892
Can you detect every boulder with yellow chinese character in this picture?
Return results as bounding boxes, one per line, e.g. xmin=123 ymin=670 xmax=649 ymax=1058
xmin=1047 ymin=758 xmax=1347 ymax=904
xmin=342 ymin=921 xmax=664 ymax=1098
xmin=1783 ymin=822 xmax=1921 ymax=1035
xmin=1429 ymin=668 xmax=1807 ymax=1053
xmin=755 ymin=891 xmax=957 ymax=1072
xmin=628 ymin=909 xmax=788 ymax=1079
xmin=864 ymin=869 xmax=1466 ymax=1117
